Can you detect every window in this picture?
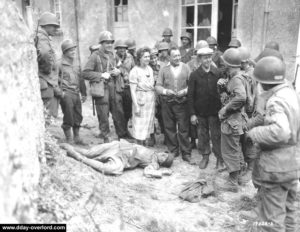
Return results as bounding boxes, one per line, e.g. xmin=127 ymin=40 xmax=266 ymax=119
xmin=181 ymin=0 xmax=212 ymax=44
xmin=50 ymin=0 xmax=62 ymax=25
xmin=114 ymin=0 xmax=128 ymax=22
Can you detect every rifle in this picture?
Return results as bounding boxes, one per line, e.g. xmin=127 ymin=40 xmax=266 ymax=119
xmin=34 ymin=16 xmax=40 ymax=49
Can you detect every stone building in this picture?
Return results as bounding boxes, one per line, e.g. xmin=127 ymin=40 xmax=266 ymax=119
xmin=13 ymin=0 xmax=300 ymax=82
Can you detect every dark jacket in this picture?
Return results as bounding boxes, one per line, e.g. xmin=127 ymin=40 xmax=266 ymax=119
xmin=188 ymin=65 xmax=221 ymax=116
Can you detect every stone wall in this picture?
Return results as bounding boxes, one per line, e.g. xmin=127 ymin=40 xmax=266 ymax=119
xmin=0 ymin=0 xmax=43 ymax=223
xmin=237 ymin=0 xmax=300 ymax=81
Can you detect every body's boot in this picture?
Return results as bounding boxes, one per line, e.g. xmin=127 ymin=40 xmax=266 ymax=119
xmin=199 ymin=154 xmax=210 ymax=169
xmin=63 ymin=128 xmax=73 ymax=143
xmin=73 ymin=126 xmax=87 ymax=145
xmin=238 ymin=160 xmax=255 ymax=185
xmin=218 ymin=171 xmax=239 ymax=192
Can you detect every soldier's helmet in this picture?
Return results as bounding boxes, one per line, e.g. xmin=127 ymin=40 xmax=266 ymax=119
xmin=222 ymin=48 xmax=242 ymax=67
xmin=114 ymin=39 xmax=128 ymax=49
xmin=39 ymin=12 xmax=60 ymax=27
xmin=206 ymin=36 xmax=217 ymax=46
xmin=237 ymin=46 xmax=251 ymax=62
xmin=99 ymin=31 xmax=114 ymax=44
xmin=180 ymin=32 xmax=192 ymax=41
xmin=61 ymin=39 xmax=76 ymax=53
xmin=162 ymin=28 xmax=173 ymax=36
xmin=125 ymin=39 xmax=136 ymax=50
xmin=158 ymin=42 xmax=169 ymax=52
xmin=254 ymin=56 xmax=285 ymax=84
xmin=228 ymin=38 xmax=242 ymax=48
xmin=195 ymin=40 xmax=209 ymax=51
xmin=265 ymin=41 xmax=280 ymax=51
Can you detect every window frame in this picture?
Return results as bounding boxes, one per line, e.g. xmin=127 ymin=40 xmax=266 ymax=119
xmin=114 ymin=0 xmax=128 ymax=23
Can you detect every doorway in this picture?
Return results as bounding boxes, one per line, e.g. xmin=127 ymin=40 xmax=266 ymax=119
xmin=217 ymin=0 xmax=233 ymax=52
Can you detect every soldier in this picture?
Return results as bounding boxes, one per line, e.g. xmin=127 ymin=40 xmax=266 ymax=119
xmin=58 ymin=39 xmax=87 ymax=144
xmin=155 ymin=28 xmax=178 ymax=50
xmin=82 ymin=31 xmax=127 ymax=143
xmin=157 ymin=42 xmax=170 ymax=68
xmin=179 ymin=32 xmax=193 ymax=63
xmin=115 ymin=40 xmax=135 ymax=136
xmin=188 ymin=47 xmax=223 ymax=169
xmin=254 ymin=41 xmax=284 ymax=63
xmin=156 ymin=47 xmax=192 ymax=162
xmin=61 ymin=140 xmax=174 ymax=178
xmin=228 ymin=38 xmax=242 ymax=48
xmin=125 ymin=39 xmax=137 ymax=64
xmin=217 ymin=48 xmax=246 ymax=192
xmin=248 ymin=56 xmax=300 ymax=232
xmin=35 ymin=12 xmax=62 ymax=118
xmin=206 ymin=36 xmax=224 ymax=69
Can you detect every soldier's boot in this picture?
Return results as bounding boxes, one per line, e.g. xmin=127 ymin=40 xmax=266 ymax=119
xmin=73 ymin=126 xmax=87 ymax=145
xmin=199 ymin=154 xmax=210 ymax=169
xmin=238 ymin=160 xmax=255 ymax=185
xmin=63 ymin=128 xmax=73 ymax=144
xmin=215 ymin=157 xmax=226 ymax=171
xmin=182 ymin=154 xmax=192 ymax=164
xmin=218 ymin=171 xmax=239 ymax=193
xmin=147 ymin=133 xmax=156 ymax=147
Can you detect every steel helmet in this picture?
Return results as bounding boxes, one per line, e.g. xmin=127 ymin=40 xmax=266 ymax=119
xmin=89 ymin=44 xmax=101 ymax=53
xmin=197 ymin=47 xmax=213 ymax=56
xmin=150 ymin=48 xmax=159 ymax=56
xmin=158 ymin=42 xmax=169 ymax=51
xmin=180 ymin=32 xmax=192 ymax=41
xmin=206 ymin=36 xmax=217 ymax=46
xmin=39 ymin=12 xmax=60 ymax=27
xmin=61 ymin=39 xmax=76 ymax=53
xmin=125 ymin=39 xmax=136 ymax=50
xmin=162 ymin=28 xmax=173 ymax=36
xmin=99 ymin=31 xmax=114 ymax=44
xmin=255 ymin=48 xmax=284 ymax=63
xmin=228 ymin=38 xmax=242 ymax=48
xmin=195 ymin=40 xmax=209 ymax=51
xmin=114 ymin=39 xmax=128 ymax=49
xmin=265 ymin=41 xmax=280 ymax=51
xmin=253 ymin=56 xmax=285 ymax=84
xmin=222 ymin=48 xmax=242 ymax=67
xmin=237 ymin=46 xmax=250 ymax=62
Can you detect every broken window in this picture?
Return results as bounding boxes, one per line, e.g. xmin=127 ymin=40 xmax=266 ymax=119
xmin=114 ymin=0 xmax=128 ymax=22
xmin=181 ymin=0 xmax=212 ymax=44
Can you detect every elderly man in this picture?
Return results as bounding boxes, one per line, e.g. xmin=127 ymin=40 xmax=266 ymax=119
xmin=60 ymin=140 xmax=174 ymax=178
xmin=35 ymin=12 xmax=62 ymax=118
xmin=82 ymin=31 xmax=128 ymax=143
xmin=156 ymin=48 xmax=192 ymax=162
xmin=248 ymin=57 xmax=300 ymax=232
xmin=188 ymin=47 xmax=222 ymax=169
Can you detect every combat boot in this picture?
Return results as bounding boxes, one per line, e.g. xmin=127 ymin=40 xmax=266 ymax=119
xmin=182 ymin=154 xmax=192 ymax=164
xmin=238 ymin=160 xmax=255 ymax=185
xmin=199 ymin=154 xmax=210 ymax=169
xmin=215 ymin=157 xmax=226 ymax=171
xmin=63 ymin=128 xmax=73 ymax=144
xmin=73 ymin=126 xmax=87 ymax=145
xmin=218 ymin=171 xmax=239 ymax=193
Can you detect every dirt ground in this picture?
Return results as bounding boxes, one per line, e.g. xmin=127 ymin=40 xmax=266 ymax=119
xmin=37 ymin=99 xmax=300 ymax=232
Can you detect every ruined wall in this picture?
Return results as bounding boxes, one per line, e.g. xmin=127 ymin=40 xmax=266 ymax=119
xmin=0 ymin=0 xmax=44 ymax=222
xmin=237 ymin=0 xmax=300 ymax=81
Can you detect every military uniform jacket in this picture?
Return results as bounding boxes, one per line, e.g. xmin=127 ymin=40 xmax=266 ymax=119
xmin=248 ymin=83 xmax=300 ymax=182
xmin=35 ymin=28 xmax=58 ymax=87
xmin=179 ymin=46 xmax=194 ymax=63
xmin=58 ymin=57 xmax=86 ymax=96
xmin=116 ymin=53 xmax=135 ymax=85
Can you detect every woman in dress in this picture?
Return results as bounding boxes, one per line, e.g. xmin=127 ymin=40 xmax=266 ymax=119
xmin=129 ymin=47 xmax=156 ymax=145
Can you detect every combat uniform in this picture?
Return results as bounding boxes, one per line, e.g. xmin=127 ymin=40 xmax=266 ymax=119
xmin=36 ymin=28 xmax=61 ymax=117
xmin=82 ymin=46 xmax=127 ymax=140
xmin=58 ymin=57 xmax=86 ymax=132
